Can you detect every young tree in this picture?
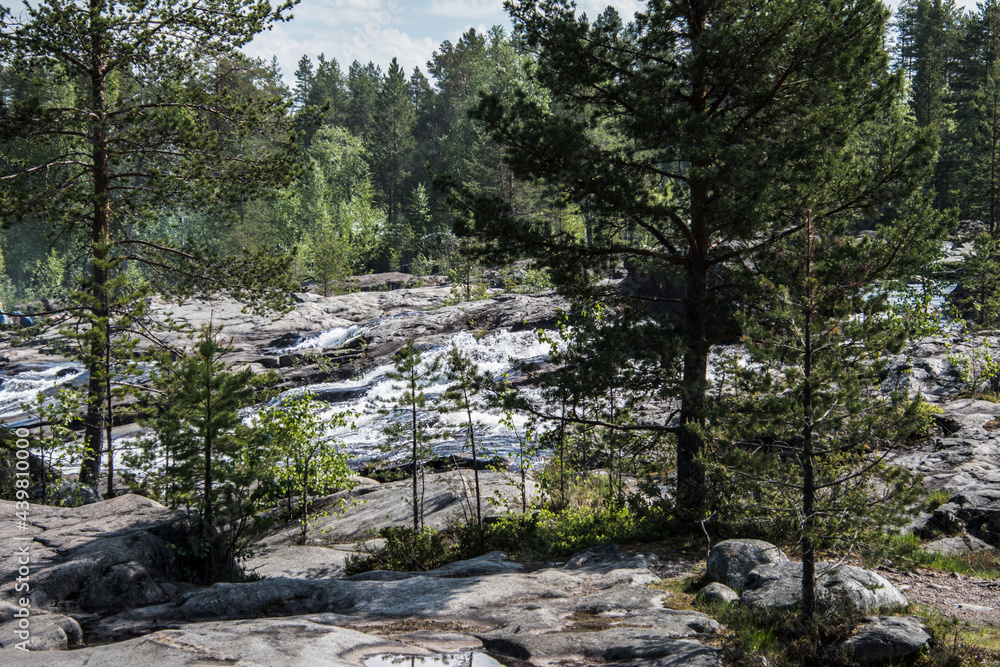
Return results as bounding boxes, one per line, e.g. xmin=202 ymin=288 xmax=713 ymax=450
xmin=441 ymin=343 xmax=491 ymax=527
xmin=148 ymin=325 xmax=254 ymax=541
xmin=714 ymin=209 xmax=933 ymax=618
xmin=442 ymin=0 xmax=937 ymax=520
xmin=255 ymin=394 xmax=352 ymax=545
xmin=0 ymin=0 xmax=300 ymax=487
xmin=384 ymin=340 xmax=440 ymax=531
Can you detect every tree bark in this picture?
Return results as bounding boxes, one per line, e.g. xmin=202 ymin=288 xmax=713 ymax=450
xmin=802 ymin=210 xmax=817 ymax=619
xmin=80 ymin=6 xmax=110 ymax=486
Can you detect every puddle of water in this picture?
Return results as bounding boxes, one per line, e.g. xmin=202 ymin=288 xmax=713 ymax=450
xmin=364 ymin=652 xmax=506 ymax=667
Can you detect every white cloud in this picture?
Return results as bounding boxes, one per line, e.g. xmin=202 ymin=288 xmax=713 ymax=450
xmin=356 ymin=27 xmax=439 ymax=73
xmin=429 ymin=0 xmax=505 ymax=19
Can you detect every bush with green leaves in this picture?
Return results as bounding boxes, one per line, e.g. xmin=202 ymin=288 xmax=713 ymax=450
xmin=946 ymin=339 xmax=1000 ymax=396
xmin=21 ymin=387 xmax=87 ymax=504
xmin=253 ymin=394 xmax=353 ymax=545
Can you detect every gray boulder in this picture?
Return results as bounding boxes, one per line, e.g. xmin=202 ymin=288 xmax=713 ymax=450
xmin=841 ymin=616 xmax=931 ymax=664
xmin=0 ymin=494 xmax=188 ymax=613
xmin=0 ymin=612 xmax=82 ymax=651
xmin=696 ymin=582 xmax=740 ymax=605
xmin=706 ymin=539 xmax=788 ymax=590
xmin=741 ymin=561 xmax=907 ymax=612
xmin=924 ymin=534 xmax=994 ymax=557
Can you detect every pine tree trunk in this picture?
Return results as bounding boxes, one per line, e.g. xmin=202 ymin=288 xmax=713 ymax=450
xmin=412 ymin=375 xmax=419 ymax=533
xmin=677 ymin=237 xmax=709 ymax=519
xmin=675 ymin=5 xmax=711 ymax=521
xmin=802 ymin=210 xmax=817 ymax=619
xmin=80 ymin=11 xmax=110 ymax=487
xmin=467 ymin=393 xmax=481 ymax=527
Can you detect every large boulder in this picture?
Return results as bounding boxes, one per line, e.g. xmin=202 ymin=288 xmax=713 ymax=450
xmin=706 ymin=539 xmax=788 ymax=591
xmin=841 ymin=616 xmax=931 ymax=665
xmin=741 ymin=561 xmax=907 ymax=612
xmin=0 ymin=494 xmax=189 ymax=613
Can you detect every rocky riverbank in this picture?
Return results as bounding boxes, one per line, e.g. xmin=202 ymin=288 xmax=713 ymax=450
xmin=0 ymin=490 xmax=933 ymax=665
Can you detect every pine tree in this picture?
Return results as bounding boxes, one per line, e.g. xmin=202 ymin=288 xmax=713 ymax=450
xmin=442 ymin=0 xmax=938 ymax=520
xmin=441 ymin=343 xmax=491 ymax=527
xmin=0 ymin=0 xmax=300 ymax=487
xmin=384 ymin=340 xmax=440 ymax=532
xmin=715 ymin=209 xmax=933 ymax=617
xmin=148 ymin=325 xmax=254 ymax=545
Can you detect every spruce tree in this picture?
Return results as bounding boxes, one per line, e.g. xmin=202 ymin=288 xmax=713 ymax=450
xmin=371 ymin=58 xmax=416 ymax=232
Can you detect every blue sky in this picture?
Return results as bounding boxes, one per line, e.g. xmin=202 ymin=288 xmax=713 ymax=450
xmin=243 ymin=0 xmax=982 ymax=87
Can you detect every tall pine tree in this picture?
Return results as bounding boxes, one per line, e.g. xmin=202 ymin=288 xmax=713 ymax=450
xmin=443 ymin=0 xmax=938 ymax=519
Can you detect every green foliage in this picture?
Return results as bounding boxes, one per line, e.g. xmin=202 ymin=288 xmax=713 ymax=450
xmin=709 ymin=210 xmax=938 ymax=616
xmin=345 ymin=502 xmax=674 ymax=575
xmin=946 ymin=338 xmax=1000 ymax=396
xmin=345 ymin=526 xmax=451 ymax=575
xmin=878 ymin=532 xmax=1000 ymax=579
xmin=1 ymin=0 xmax=302 ymax=485
xmin=253 ymin=394 xmax=353 ymax=545
xmin=906 ymin=401 xmax=946 ymax=442
xmin=951 ymin=234 xmax=1000 ymax=329
xmin=443 ymin=0 xmax=938 ymax=522
xmin=20 ymin=387 xmax=87 ymax=504
xmin=382 ymin=339 xmax=441 ymax=531
xmin=712 ymin=604 xmax=865 ymax=667
xmin=136 ymin=324 xmax=264 ymax=580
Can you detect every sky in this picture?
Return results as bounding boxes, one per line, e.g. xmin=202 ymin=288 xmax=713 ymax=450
xmin=242 ymin=0 xmax=984 ymax=87
xmin=243 ymin=0 xmax=645 ymax=85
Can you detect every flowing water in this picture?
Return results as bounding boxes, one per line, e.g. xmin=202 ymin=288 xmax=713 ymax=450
xmin=271 ymin=327 xmax=555 ymax=468
xmin=0 ymin=325 xmax=559 ymax=474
